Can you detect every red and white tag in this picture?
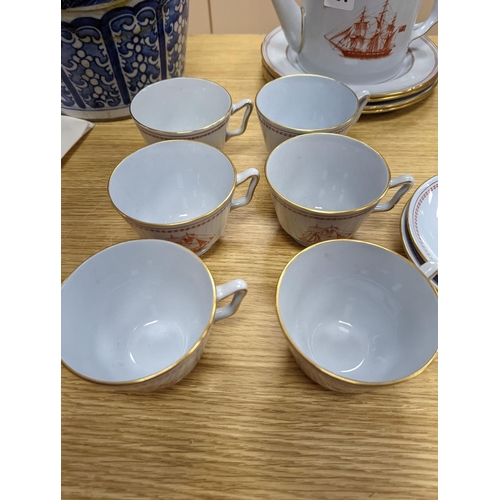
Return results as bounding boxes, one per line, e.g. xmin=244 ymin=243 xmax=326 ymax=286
xmin=324 ymin=0 xmax=356 ymax=11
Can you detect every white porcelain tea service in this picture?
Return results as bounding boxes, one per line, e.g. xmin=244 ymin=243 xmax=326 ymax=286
xmin=276 ymin=239 xmax=438 ymax=392
xmin=265 ymin=133 xmax=414 ymax=245
xmin=400 ymin=175 xmax=438 ymax=287
xmin=261 ymin=9 xmax=439 ymax=113
xmin=130 ymin=77 xmax=253 ymax=150
xmin=407 ymin=175 xmax=438 ymax=263
xmin=61 ymin=240 xmax=248 ymax=391
xmin=255 ymin=74 xmax=370 ymax=152
xmin=62 ymin=39 xmax=438 ymax=393
xmin=108 ymin=140 xmax=260 ymax=256
xmin=271 ymin=0 xmax=438 ymax=86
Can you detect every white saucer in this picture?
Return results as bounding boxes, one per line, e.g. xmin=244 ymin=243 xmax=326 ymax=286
xmin=262 ymin=27 xmax=438 ymax=101
xmin=407 ymin=175 xmax=438 ymax=263
xmin=400 ymin=202 xmax=438 ymax=288
xmin=363 ymin=81 xmax=437 ymax=114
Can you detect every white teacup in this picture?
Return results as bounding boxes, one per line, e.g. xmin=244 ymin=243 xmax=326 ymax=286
xmin=255 ymin=74 xmax=369 ymax=153
xmin=108 ymin=141 xmax=260 ymax=256
xmin=266 ymin=133 xmax=413 ymax=245
xmin=130 ymin=77 xmax=254 ymax=150
xmin=61 ymin=239 xmax=248 ymax=391
xmin=277 ymin=239 xmax=438 ymax=393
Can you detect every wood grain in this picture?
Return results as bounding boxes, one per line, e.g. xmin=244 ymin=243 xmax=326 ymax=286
xmin=61 ymin=35 xmax=438 ymax=500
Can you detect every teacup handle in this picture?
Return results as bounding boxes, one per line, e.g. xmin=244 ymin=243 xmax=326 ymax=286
xmin=352 ymin=89 xmax=371 ymax=123
xmin=230 ymin=168 xmax=260 ymax=211
xmin=214 ymin=279 xmax=248 ymax=322
xmin=373 ymin=175 xmax=414 ymax=212
xmin=419 ymin=261 xmax=438 ymax=281
xmin=226 ymin=99 xmax=254 ymax=141
xmin=411 ymin=0 xmax=438 ymax=42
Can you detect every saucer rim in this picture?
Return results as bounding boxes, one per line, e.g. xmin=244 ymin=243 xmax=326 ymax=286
xmin=262 ymin=63 xmax=438 ymax=114
xmin=400 ymin=200 xmax=438 ymax=288
xmin=261 ymin=27 xmax=438 ymax=101
xmin=362 ymin=81 xmax=438 ymax=114
xmin=407 ymin=175 xmax=439 ymax=263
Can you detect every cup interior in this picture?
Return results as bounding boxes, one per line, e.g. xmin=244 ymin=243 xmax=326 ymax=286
xmin=61 ymin=240 xmax=216 ymax=383
xmin=266 ymin=134 xmax=389 ymax=212
xmin=256 ymin=75 xmax=358 ymax=130
xmin=277 ymin=240 xmax=438 ymax=384
xmin=109 ymin=141 xmax=235 ymax=224
xmin=130 ymin=78 xmax=232 ymax=132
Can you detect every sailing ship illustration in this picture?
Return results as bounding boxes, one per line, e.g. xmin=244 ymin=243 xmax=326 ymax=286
xmin=324 ymin=0 xmax=407 ymax=60
xmin=166 ymin=232 xmax=213 ymax=254
xmin=300 ymin=224 xmax=348 ymax=245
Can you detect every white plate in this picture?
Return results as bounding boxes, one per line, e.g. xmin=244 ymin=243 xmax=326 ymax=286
xmin=363 ymin=81 xmax=437 ymax=114
xmin=400 ymin=202 xmax=438 ymax=288
xmin=407 ymin=175 xmax=438 ymax=263
xmin=261 ymin=27 xmax=438 ymax=101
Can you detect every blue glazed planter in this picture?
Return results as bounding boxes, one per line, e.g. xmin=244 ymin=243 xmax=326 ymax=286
xmin=61 ymin=0 xmax=189 ymax=120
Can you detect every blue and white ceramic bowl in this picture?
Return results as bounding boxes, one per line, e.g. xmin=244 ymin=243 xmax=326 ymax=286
xmin=61 ymin=0 xmax=189 ymax=120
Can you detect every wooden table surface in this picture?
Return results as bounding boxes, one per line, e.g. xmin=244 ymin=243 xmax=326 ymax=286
xmin=62 ymin=34 xmax=438 ymax=500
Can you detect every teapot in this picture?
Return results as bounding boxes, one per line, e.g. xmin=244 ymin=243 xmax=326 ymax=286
xmin=271 ymin=0 xmax=438 ymax=85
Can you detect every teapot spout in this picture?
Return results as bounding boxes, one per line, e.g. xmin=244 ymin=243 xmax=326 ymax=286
xmin=271 ymin=0 xmax=303 ymax=54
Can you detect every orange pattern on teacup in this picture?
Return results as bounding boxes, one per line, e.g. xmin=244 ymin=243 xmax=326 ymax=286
xmin=299 ymin=224 xmax=349 ymax=244
xmin=164 ymin=233 xmax=214 ymax=254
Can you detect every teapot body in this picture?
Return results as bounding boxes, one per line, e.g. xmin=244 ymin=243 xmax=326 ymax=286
xmin=273 ymin=0 xmax=437 ymax=85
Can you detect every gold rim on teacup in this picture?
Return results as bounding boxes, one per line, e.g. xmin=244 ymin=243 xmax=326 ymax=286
xmin=265 ymin=133 xmax=393 ymax=216
xmin=61 ymin=241 xmax=219 ymax=387
xmin=255 ymin=74 xmax=363 ymax=134
xmin=133 ymin=114 xmax=231 ymax=140
xmin=107 ymin=140 xmax=238 ymax=228
xmin=129 ymin=77 xmax=233 ymax=136
xmin=276 ymin=239 xmax=438 ymax=389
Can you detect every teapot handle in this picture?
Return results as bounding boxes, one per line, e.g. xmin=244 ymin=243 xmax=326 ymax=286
xmin=411 ymin=0 xmax=438 ymax=42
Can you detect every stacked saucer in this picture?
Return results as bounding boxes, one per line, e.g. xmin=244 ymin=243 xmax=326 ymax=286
xmin=400 ymin=175 xmax=438 ymax=288
xmin=261 ymin=27 xmax=438 ymax=114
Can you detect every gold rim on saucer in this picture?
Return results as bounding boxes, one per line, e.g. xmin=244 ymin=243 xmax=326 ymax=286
xmin=365 ymin=72 xmax=438 ymax=103
xmin=399 ymin=199 xmax=438 ymax=291
xmin=362 ymin=81 xmax=438 ymax=114
xmin=261 ymin=60 xmax=437 ymax=114
xmin=404 ymin=174 xmax=439 ymax=263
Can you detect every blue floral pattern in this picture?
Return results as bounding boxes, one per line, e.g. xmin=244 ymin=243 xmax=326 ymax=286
xmin=61 ymin=0 xmax=189 ymax=115
xmin=61 ymin=0 xmax=115 ymax=9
